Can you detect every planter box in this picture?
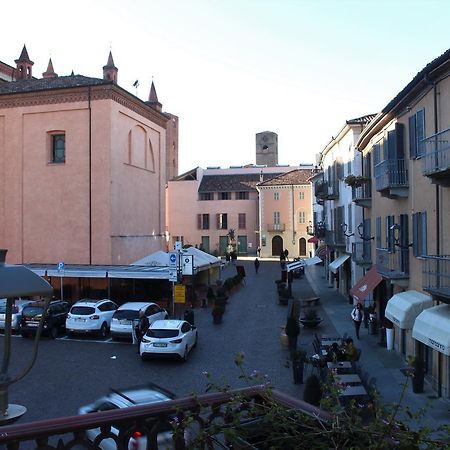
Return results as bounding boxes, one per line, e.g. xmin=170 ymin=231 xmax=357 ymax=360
xmin=299 ymin=318 xmax=323 ymax=328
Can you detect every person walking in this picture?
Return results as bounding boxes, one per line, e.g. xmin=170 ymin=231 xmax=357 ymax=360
xmin=257 ymin=246 xmax=261 ymax=257
xmin=254 ymin=258 xmax=260 ymax=274
xmin=135 ymin=309 xmax=150 ymax=352
xmin=285 ymin=314 xmax=300 ymax=351
xmin=351 ymin=302 xmax=364 ymax=340
xmin=284 ymin=248 xmax=289 ymax=261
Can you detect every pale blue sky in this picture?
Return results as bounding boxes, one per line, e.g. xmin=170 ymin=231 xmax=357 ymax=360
xmin=2 ymin=0 xmax=449 ymax=172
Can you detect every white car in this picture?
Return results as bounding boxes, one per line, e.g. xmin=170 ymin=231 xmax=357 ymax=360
xmin=0 ymin=299 xmax=33 ymax=332
xmin=140 ymin=320 xmax=198 ymax=361
xmin=66 ymin=299 xmax=118 ymax=338
xmin=110 ymin=302 xmax=168 ymax=340
xmin=79 ymin=384 xmax=176 ymax=450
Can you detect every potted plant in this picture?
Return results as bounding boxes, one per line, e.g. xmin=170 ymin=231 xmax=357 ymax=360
xmin=407 ymin=355 xmax=425 ymax=393
xmin=299 ymin=308 xmax=323 ymax=328
xmin=212 ymin=304 xmax=225 ymax=324
xmin=344 ymin=174 xmax=370 ymax=188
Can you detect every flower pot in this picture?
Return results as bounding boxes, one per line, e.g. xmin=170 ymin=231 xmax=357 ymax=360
xmin=299 ymin=318 xmax=323 ymax=328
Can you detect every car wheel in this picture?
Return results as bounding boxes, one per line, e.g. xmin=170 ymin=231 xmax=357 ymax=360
xmin=99 ymin=323 xmax=108 ymax=338
xmin=50 ymin=326 xmax=58 ymax=339
xmin=182 ymin=346 xmax=188 ymax=362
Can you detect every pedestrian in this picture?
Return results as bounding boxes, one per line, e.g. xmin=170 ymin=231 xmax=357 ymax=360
xmin=135 ymin=309 xmax=150 ymax=352
xmin=257 ymin=246 xmax=261 ymax=257
xmin=254 ymin=258 xmax=260 ymax=274
xmin=351 ymin=302 xmax=364 ymax=340
xmin=285 ymin=313 xmax=300 ymax=352
xmin=284 ymin=249 xmax=289 ymax=261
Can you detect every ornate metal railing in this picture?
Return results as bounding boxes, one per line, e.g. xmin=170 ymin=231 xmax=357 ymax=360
xmin=374 ymin=159 xmax=408 ymax=191
xmin=376 ymin=247 xmax=409 ymax=279
xmin=266 ymin=223 xmax=285 ymax=232
xmin=0 ymin=386 xmax=329 ymax=450
xmin=325 ymin=230 xmax=345 ymax=248
xmin=421 ymin=255 xmax=450 ymax=301
xmin=422 ymin=127 xmax=450 ymax=176
xmin=352 ymin=242 xmax=372 ymax=266
xmin=351 ymin=181 xmax=372 ymax=206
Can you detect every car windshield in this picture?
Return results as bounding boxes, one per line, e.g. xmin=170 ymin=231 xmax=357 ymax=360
xmin=23 ymin=306 xmax=44 ymax=317
xmin=147 ymin=329 xmax=179 ymax=338
xmin=70 ymin=306 xmax=95 ymax=315
xmin=113 ymin=310 xmax=139 ymax=320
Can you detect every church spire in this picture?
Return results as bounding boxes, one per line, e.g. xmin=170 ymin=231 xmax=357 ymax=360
xmin=103 ymin=51 xmax=118 ymax=83
xmin=15 ymin=44 xmax=34 ymax=80
xmin=147 ymin=80 xmax=162 ymax=111
xmin=42 ymin=58 xmax=58 ymax=79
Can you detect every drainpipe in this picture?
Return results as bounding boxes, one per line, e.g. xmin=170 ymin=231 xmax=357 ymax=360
xmin=291 ymin=185 xmax=295 ymax=248
xmin=88 ymin=86 xmax=92 ymax=265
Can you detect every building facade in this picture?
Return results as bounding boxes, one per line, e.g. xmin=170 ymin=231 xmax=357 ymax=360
xmin=0 ymin=46 xmax=178 ymax=265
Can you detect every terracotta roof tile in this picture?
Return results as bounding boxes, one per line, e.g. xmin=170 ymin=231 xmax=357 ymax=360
xmin=257 ymin=169 xmax=313 ymax=187
xmin=198 ymin=173 xmax=283 ymax=192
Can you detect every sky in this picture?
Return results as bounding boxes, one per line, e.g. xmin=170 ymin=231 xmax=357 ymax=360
xmin=1 ymin=0 xmax=449 ymax=173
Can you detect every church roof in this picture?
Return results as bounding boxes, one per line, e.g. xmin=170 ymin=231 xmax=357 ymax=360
xmin=16 ymin=45 xmax=32 ymax=62
xmin=0 ymin=74 xmax=111 ymax=95
xmin=199 ymin=173 xmax=283 ymax=192
xmin=257 ymin=169 xmax=313 ymax=186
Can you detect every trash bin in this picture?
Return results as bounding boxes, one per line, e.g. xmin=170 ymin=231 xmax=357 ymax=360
xmin=184 ymin=308 xmax=195 ymax=325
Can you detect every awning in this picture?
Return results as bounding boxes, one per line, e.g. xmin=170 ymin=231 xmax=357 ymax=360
xmin=308 ymin=236 xmax=319 ymax=244
xmin=286 ymin=256 xmax=322 ymax=272
xmin=329 ymin=254 xmax=350 ymax=273
xmin=303 ymin=255 xmax=323 ymax=266
xmin=46 ymin=269 xmax=108 ymax=278
xmin=385 ymin=290 xmax=433 ymax=329
xmin=412 ymin=304 xmax=450 ymax=356
xmin=349 ymin=266 xmax=382 ymax=302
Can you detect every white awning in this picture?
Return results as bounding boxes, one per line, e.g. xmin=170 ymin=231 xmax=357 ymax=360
xmin=413 ymin=304 xmax=450 ymax=356
xmin=303 ymin=256 xmax=323 ymax=266
xmin=385 ymin=290 xmax=433 ymax=329
xmin=329 ymin=254 xmax=350 ymax=273
xmin=47 ymin=269 xmax=108 ymax=278
xmin=286 ymin=256 xmax=322 ymax=272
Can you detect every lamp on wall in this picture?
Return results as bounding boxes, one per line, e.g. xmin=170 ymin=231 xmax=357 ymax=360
xmin=390 ymin=224 xmax=413 ymax=248
xmin=357 ymin=223 xmax=374 ymax=241
xmin=340 ymin=222 xmax=354 ymax=238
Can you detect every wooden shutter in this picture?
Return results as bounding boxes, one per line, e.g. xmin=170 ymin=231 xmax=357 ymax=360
xmin=420 ymin=212 xmax=427 ymax=256
xmin=197 ymin=214 xmax=201 ymax=229
xmin=409 ymin=115 xmax=417 ymax=159
xmin=412 ymin=213 xmax=419 ymax=257
xmin=416 ymin=109 xmax=425 ymax=156
xmin=216 ymin=214 xmax=220 ymax=229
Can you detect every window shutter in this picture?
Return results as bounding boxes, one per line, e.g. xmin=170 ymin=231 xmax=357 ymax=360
xmin=416 ymin=109 xmax=425 ymax=156
xmin=421 ymin=212 xmax=427 ymax=256
xmin=412 ymin=213 xmax=418 ymax=257
xmin=376 ymin=217 xmax=381 ymax=248
xmin=197 ymin=214 xmax=201 ymax=229
xmin=408 ymin=115 xmax=417 ymax=159
xmin=395 ymin=123 xmax=405 ymax=159
xmin=216 ymin=214 xmax=220 ymax=229
xmin=387 ymin=130 xmax=396 ymax=160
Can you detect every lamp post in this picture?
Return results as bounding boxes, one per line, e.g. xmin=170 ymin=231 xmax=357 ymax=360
xmin=0 ymin=249 xmax=53 ymax=424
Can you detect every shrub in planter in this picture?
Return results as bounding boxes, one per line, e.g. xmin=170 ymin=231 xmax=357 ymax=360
xmin=303 ymin=374 xmax=323 ymax=406
xmin=300 ymin=308 xmax=323 ymax=328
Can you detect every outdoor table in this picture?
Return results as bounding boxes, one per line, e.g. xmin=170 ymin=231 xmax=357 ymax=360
xmin=333 ymin=374 xmax=362 ymax=385
xmin=339 ymin=385 xmax=368 ymax=398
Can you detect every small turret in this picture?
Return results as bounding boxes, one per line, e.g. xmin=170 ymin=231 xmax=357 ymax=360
xmin=147 ymin=81 xmax=162 ymax=111
xmin=42 ymin=58 xmax=58 ymax=79
xmin=15 ymin=45 xmax=34 ymax=80
xmin=103 ymin=51 xmax=118 ymax=83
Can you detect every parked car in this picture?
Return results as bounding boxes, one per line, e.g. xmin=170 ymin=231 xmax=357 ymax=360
xmin=140 ymin=319 xmax=198 ymax=361
xmin=0 ymin=299 xmax=33 ymax=332
xmin=78 ymin=383 xmax=176 ymax=450
xmin=110 ymin=302 xmax=168 ymax=340
xmin=21 ymin=300 xmax=69 ymax=339
xmin=66 ymin=299 xmax=118 ymax=338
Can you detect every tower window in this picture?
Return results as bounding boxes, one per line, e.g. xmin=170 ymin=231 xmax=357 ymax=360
xmin=50 ymin=133 xmax=66 ymax=163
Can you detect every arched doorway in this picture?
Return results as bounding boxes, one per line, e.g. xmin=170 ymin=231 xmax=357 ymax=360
xmin=299 ymin=238 xmax=307 ymax=256
xmin=272 ymin=235 xmax=283 ymax=257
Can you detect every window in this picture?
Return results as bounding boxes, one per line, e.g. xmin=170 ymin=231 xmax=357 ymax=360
xmin=412 ymin=212 xmax=427 ymax=257
xmin=385 ymin=215 xmax=395 ymax=251
xmin=274 ymin=211 xmax=280 ymax=224
xmin=274 ymin=192 xmax=280 ymax=200
xmin=299 ymin=192 xmax=304 ymax=200
xmin=376 ymin=217 xmax=381 ymax=248
xmin=409 ymin=108 xmax=425 ymax=159
xmin=217 ymin=213 xmax=227 ymax=229
xmin=199 ymin=193 xmax=213 ymax=201
xmin=347 ymin=204 xmax=352 ymax=233
xmin=236 ymin=191 xmax=249 ymax=200
xmin=298 ymin=211 xmax=306 ymax=224
xmin=238 ymin=213 xmax=246 ymax=229
xmin=220 ymin=192 xmax=231 ymax=200
xmin=197 ymin=214 xmax=210 ymax=230
xmin=51 ymin=134 xmax=65 ymax=163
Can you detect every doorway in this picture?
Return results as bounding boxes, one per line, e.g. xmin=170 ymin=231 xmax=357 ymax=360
xmin=272 ymin=235 xmax=283 ymax=257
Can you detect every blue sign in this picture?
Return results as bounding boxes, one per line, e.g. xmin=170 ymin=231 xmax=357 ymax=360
xmin=169 ymin=253 xmax=177 ymax=264
xmin=57 ymin=261 xmax=65 ymax=271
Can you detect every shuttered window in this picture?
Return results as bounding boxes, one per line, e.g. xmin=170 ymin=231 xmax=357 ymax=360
xmin=408 ymin=108 xmax=425 ymax=158
xmin=412 ymin=212 xmax=427 ymax=257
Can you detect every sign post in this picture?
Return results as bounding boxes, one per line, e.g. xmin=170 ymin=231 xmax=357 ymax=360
xmin=58 ymin=261 xmax=65 ymax=301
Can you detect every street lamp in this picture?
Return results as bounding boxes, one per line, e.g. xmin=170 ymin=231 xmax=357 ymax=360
xmin=0 ymin=249 xmax=53 ymax=424
xmin=357 ymin=223 xmax=374 ymax=241
xmin=390 ymin=224 xmax=413 ymax=249
xmin=340 ymin=223 xmax=354 ymax=238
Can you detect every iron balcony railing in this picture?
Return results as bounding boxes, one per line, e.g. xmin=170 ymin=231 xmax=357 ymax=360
xmin=422 ymin=127 xmax=450 ymax=177
xmin=374 ymin=159 xmax=408 ymax=191
xmin=376 ymin=247 xmax=409 ymax=279
xmin=325 ymin=229 xmax=345 ymax=248
xmin=0 ymin=386 xmax=330 ymax=450
xmin=421 ymin=255 xmax=450 ymax=301
xmin=267 ymin=223 xmax=285 ymax=232
xmin=327 ymin=180 xmax=339 ymax=200
xmin=351 ymin=181 xmax=372 ymax=206
xmin=352 ymin=242 xmax=372 ymax=266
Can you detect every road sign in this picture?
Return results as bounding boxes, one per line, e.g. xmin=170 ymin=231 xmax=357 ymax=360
xmin=175 ymin=241 xmax=182 ymax=251
xmin=57 ymin=261 xmax=65 ymax=272
xmin=168 ymin=269 xmax=178 ymax=282
xmin=169 ymin=251 xmax=177 ymax=268
xmin=174 ymin=284 xmax=186 ymax=303
xmin=182 ymin=255 xmax=193 ymax=275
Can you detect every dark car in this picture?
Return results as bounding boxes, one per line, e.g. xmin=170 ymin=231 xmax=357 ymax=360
xmin=21 ymin=300 xmax=69 ymax=339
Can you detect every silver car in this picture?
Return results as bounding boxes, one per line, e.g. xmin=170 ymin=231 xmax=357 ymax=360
xmin=0 ymin=299 xmax=33 ymax=332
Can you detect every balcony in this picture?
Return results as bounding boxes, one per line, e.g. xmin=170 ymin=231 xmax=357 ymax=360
xmin=267 ymin=223 xmax=285 ymax=232
xmin=0 ymin=386 xmax=329 ymax=449
xmin=325 ymin=229 xmax=345 ymax=248
xmin=374 ymin=159 xmax=408 ymax=198
xmin=326 ymin=180 xmax=339 ymax=200
xmin=422 ymin=255 xmax=450 ymax=302
xmin=352 ymin=241 xmax=372 ymax=266
xmin=315 ymin=181 xmax=328 ymax=204
xmin=351 ymin=181 xmax=372 ymax=208
xmin=376 ymin=247 xmax=409 ymax=284
xmin=421 ymin=127 xmax=450 ymax=186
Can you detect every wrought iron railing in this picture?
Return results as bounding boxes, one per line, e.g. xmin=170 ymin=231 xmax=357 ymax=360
xmin=0 ymin=386 xmax=329 ymax=450
xmin=374 ymin=159 xmax=408 ymax=191
xmin=325 ymin=230 xmax=345 ymax=248
xmin=421 ymin=127 xmax=450 ymax=176
xmin=421 ymin=255 xmax=450 ymax=300
xmin=352 ymin=242 xmax=372 ymax=266
xmin=267 ymin=223 xmax=285 ymax=232
xmin=376 ymin=247 xmax=409 ymax=279
xmin=351 ymin=181 xmax=372 ymax=203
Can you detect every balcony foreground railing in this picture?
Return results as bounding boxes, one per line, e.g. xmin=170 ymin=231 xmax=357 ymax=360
xmin=422 ymin=255 xmax=450 ymax=301
xmin=351 ymin=181 xmax=372 ymax=208
xmin=352 ymin=242 xmax=372 ymax=266
xmin=374 ymin=159 xmax=408 ymax=197
xmin=376 ymin=247 xmax=409 ymax=280
xmin=0 ymin=386 xmax=329 ymax=450
xmin=267 ymin=223 xmax=285 ymax=232
xmin=422 ymin=127 xmax=450 ymax=182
